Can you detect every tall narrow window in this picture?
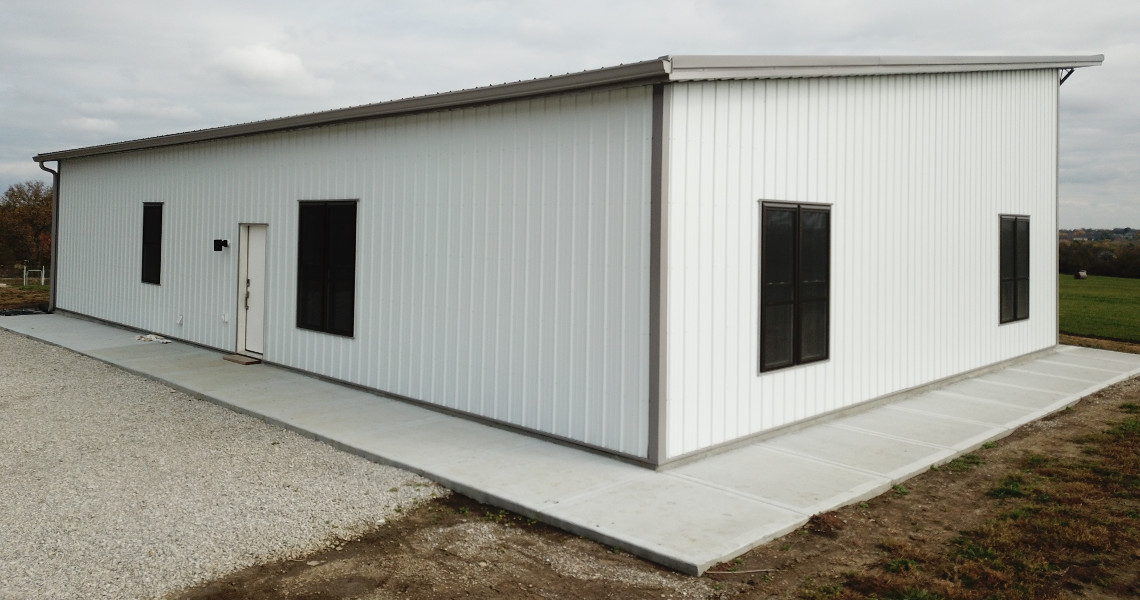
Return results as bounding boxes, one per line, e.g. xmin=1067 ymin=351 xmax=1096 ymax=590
xmin=1000 ymin=215 xmax=1030 ymax=323
xmin=297 ymin=201 xmax=357 ymax=336
xmin=760 ymin=202 xmax=830 ymax=372
xmin=141 ymin=203 xmax=163 ymax=285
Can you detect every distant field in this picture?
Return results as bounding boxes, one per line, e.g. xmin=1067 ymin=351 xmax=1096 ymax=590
xmin=1059 ymin=274 xmax=1140 ymax=342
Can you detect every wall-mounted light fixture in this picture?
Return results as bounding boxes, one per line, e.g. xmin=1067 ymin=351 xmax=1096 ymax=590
xmin=213 ymin=239 xmax=229 ymax=251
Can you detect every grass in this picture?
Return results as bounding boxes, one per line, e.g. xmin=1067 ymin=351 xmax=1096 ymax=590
xmin=936 ymin=453 xmax=984 ymax=473
xmin=0 ymin=280 xmax=50 ymax=310
xmin=821 ymin=403 xmax=1140 ymax=599
xmin=1059 ymin=274 xmax=1140 ymax=342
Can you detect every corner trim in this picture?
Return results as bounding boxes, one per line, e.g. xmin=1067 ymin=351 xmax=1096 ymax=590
xmin=647 ymin=83 xmax=670 ymax=465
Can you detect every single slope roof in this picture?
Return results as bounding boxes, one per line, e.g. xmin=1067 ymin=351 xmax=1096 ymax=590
xmin=34 ymin=54 xmax=1103 ymax=162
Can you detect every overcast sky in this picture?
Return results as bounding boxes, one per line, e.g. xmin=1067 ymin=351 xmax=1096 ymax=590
xmin=2 ymin=0 xmax=1135 ymax=228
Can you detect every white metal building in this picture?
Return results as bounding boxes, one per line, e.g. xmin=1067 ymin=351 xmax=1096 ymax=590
xmin=35 ymin=55 xmax=1103 ymax=466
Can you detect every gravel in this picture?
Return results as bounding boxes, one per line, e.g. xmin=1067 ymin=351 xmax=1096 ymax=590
xmin=0 ymin=327 xmax=444 ymax=599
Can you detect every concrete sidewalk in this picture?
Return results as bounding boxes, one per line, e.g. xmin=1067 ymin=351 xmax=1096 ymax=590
xmin=4 ymin=312 xmax=1139 ymax=575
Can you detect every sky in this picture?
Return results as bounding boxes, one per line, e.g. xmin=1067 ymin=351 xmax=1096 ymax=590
xmin=2 ymin=0 xmax=1136 ymax=228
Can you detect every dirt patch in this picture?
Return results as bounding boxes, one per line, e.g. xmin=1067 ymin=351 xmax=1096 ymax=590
xmin=1060 ymin=332 xmax=1140 ymax=354
xmin=164 ymin=336 xmax=1140 ymax=599
xmin=0 ymin=279 xmax=48 ymax=310
xmin=169 ymin=494 xmax=711 ymax=600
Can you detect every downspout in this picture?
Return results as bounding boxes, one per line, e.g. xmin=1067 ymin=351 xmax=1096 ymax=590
xmin=37 ymin=160 xmax=59 ymax=313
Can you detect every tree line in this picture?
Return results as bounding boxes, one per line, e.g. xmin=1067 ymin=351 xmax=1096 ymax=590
xmin=0 ymin=181 xmax=53 ymax=277
xmin=1059 ymin=238 xmax=1140 ymax=279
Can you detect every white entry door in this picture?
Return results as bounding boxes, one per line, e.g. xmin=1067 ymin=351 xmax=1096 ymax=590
xmin=239 ymin=224 xmax=267 ymax=355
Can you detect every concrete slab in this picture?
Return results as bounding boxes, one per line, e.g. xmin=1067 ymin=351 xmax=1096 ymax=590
xmin=895 ymin=390 xmax=1046 ymax=425
xmin=1010 ymin=359 xmax=1115 ymax=384
xmin=343 ymin=416 xmax=538 ymax=471
xmin=830 ymin=405 xmax=1003 ymax=450
xmin=4 ymin=312 xmax=1139 ymax=576
xmin=941 ymin=378 xmax=1069 ymax=410
xmin=269 ymin=396 xmax=401 ymax=433
xmin=6 ymin=316 xmax=140 ymax=351
xmin=672 ymin=445 xmax=892 ymax=515
xmin=980 ymin=369 xmax=1094 ymax=394
xmin=544 ymin=474 xmax=805 ymax=574
xmin=430 ymin=439 xmax=647 ymax=510
xmin=92 ymin=342 xmax=205 ymax=363
xmin=1041 ymin=352 xmax=1138 ymax=374
xmin=762 ymin=424 xmax=955 ymax=480
xmin=1057 ymin=344 xmax=1140 ymax=368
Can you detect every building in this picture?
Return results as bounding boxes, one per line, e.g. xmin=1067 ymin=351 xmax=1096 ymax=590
xmin=34 ymin=55 xmax=1103 ymax=466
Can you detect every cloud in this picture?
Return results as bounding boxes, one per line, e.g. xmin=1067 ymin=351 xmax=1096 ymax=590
xmin=62 ymin=117 xmax=118 ymax=134
xmin=78 ymin=98 xmax=198 ymax=121
xmin=3 ymin=0 xmax=1140 ymax=227
xmin=0 ymin=161 xmax=47 ymax=177
xmin=214 ymin=43 xmax=331 ymax=96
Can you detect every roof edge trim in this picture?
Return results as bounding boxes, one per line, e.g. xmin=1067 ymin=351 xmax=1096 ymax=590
xmin=666 ymin=54 xmax=1105 ymax=80
xmin=34 ymin=58 xmax=670 ymax=162
xmin=34 ymin=54 xmax=1104 ymax=162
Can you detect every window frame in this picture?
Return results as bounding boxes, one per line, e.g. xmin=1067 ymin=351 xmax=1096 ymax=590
xmin=296 ymin=200 xmax=358 ymax=337
xmin=759 ymin=201 xmax=831 ymax=373
xmin=141 ymin=203 xmax=163 ymax=285
xmin=999 ymin=214 xmax=1030 ymax=324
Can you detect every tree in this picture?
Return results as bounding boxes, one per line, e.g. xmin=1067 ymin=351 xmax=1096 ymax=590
xmin=0 ymin=180 xmax=53 ymax=272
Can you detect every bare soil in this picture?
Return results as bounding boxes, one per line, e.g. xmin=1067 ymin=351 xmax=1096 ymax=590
xmin=167 ymin=336 xmax=1140 ymax=600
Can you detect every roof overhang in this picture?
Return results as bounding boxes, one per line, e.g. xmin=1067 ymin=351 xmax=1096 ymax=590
xmin=34 ymin=54 xmax=1103 ymax=163
xmin=665 ymin=54 xmax=1105 ymax=81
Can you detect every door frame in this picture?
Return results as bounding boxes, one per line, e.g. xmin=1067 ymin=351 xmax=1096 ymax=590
xmin=236 ymin=223 xmax=268 ymax=356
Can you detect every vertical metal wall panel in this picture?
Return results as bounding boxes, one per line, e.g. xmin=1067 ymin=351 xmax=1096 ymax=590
xmin=55 ymin=86 xmax=653 ymax=458
xmin=663 ymin=70 xmax=1059 ymax=459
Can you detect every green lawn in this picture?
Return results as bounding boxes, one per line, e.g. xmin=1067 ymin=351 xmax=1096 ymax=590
xmin=1059 ymin=274 xmax=1140 ymax=342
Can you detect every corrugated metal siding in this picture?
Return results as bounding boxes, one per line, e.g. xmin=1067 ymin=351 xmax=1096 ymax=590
xmin=56 ymin=86 xmax=653 ymax=457
xmin=663 ymin=70 xmax=1058 ymax=458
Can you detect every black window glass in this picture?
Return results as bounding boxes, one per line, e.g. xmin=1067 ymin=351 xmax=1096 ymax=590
xmin=760 ymin=203 xmax=830 ymax=372
xmin=141 ymin=203 xmax=162 ymax=285
xmin=762 ymin=304 xmax=795 ymax=370
xmin=999 ymin=216 xmax=1029 ymax=323
xmin=1015 ymin=219 xmax=1030 ymax=279
xmin=798 ymin=300 xmax=829 ymax=363
xmin=297 ymin=201 xmax=356 ymax=336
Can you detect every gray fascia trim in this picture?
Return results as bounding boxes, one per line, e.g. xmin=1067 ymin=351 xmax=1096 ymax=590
xmin=665 ymin=54 xmax=1105 ymax=81
xmin=33 ymin=59 xmax=670 ymax=162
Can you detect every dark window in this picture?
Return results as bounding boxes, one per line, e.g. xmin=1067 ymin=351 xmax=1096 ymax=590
xmin=1000 ymin=215 xmax=1030 ymax=323
xmin=297 ymin=201 xmax=357 ymax=336
xmin=141 ymin=203 xmax=162 ymax=284
xmin=760 ymin=202 xmax=830 ymax=372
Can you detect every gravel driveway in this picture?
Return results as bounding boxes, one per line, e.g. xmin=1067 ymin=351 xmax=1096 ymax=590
xmin=0 ymin=326 xmax=442 ymax=599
